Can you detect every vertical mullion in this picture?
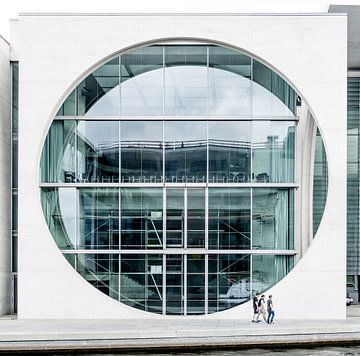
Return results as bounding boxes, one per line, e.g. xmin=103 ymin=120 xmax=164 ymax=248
xmin=184 ymin=254 xmax=187 ymax=316
xmin=163 ymin=187 xmax=166 ymax=249
xmin=205 ymin=187 xmax=208 ymax=250
xmin=250 ymin=187 xmax=253 ymax=299
xmin=162 ymin=253 xmax=166 ymax=315
xmin=162 ymin=46 xmax=165 ymax=117
xmin=205 ymin=254 xmax=208 ymax=314
xmin=184 ymin=188 xmax=188 ymax=249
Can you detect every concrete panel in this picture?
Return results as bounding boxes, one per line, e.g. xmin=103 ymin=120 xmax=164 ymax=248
xmin=13 ymin=13 xmax=347 ymax=319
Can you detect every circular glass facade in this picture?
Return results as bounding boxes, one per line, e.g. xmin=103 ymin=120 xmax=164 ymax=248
xmin=40 ymin=43 xmax=302 ymax=315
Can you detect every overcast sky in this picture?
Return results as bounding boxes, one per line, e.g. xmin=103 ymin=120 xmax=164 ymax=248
xmin=1 ymin=0 xmax=360 ymax=41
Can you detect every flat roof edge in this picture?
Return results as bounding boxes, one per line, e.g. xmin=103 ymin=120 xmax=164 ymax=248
xmin=18 ymin=12 xmax=347 ymax=17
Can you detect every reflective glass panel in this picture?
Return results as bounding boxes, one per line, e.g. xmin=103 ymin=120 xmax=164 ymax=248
xmin=121 ymin=188 xmax=163 ymax=249
xmin=252 ymin=188 xmax=294 ymax=250
xmin=78 ymin=188 xmax=119 ymax=249
xmin=77 ymin=121 xmax=119 ymax=183
xmin=121 ymin=121 xmax=163 ymax=183
xmin=252 ymin=60 xmax=295 ymax=117
xmin=78 ymin=57 xmax=120 ymax=116
xmin=57 ymin=89 xmax=76 ymax=116
xmin=252 ymin=121 xmax=295 ymax=183
xmin=252 ymin=254 xmax=294 ymax=295
xmin=166 ymin=254 xmax=184 ymax=315
xmin=165 ymin=46 xmax=207 ymax=116
xmin=208 ymin=46 xmax=251 ymax=116
xmin=208 ymin=254 xmax=250 ymax=314
xmin=166 ymin=189 xmax=184 ymax=248
xmin=208 ymin=188 xmax=251 ymax=249
xmin=121 ymin=47 xmax=163 ymax=116
xmin=120 ymin=254 xmax=163 ymax=314
xmin=187 ymin=189 xmax=205 ymax=248
xmin=187 ymin=255 xmax=205 ymax=315
xmin=40 ymin=120 xmax=76 ymax=183
xmin=41 ymin=188 xmax=76 ymax=250
xmin=165 ymin=121 xmax=207 ymax=183
xmin=76 ymin=254 xmax=119 ymax=300
xmin=208 ymin=121 xmax=251 ymax=183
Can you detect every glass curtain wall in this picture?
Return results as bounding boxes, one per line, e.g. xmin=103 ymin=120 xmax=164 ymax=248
xmin=56 ymin=45 xmax=297 ymax=118
xmin=41 ymin=43 xmax=301 ymax=316
xmin=41 ymin=120 xmax=295 ymax=184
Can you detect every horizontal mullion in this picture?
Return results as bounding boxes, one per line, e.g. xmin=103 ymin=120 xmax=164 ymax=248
xmin=62 ymin=249 xmax=297 ymax=255
xmin=40 ymin=182 xmax=299 ymax=188
xmin=53 ymin=116 xmax=297 ymax=121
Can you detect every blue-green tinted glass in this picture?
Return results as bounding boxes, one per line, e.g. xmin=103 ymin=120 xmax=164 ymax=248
xmin=77 ymin=121 xmax=119 ymax=183
xmin=252 ymin=121 xmax=295 ymax=183
xmin=165 ymin=46 xmax=207 ymax=116
xmin=78 ymin=57 xmax=120 ymax=116
xmin=208 ymin=121 xmax=251 ymax=183
xmin=252 ymin=59 xmax=295 ymax=116
xmin=121 ymin=188 xmax=163 ymax=249
xmin=208 ymin=254 xmax=250 ymax=314
xmin=252 ymin=188 xmax=294 ymax=250
xmin=208 ymin=188 xmax=251 ymax=250
xmin=187 ymin=255 xmax=205 ymax=315
xmin=121 ymin=47 xmax=163 ymax=116
xmin=251 ymin=255 xmax=294 ymax=296
xmin=313 ymin=129 xmax=328 ymax=237
xmin=120 ymin=254 xmax=163 ymax=314
xmin=76 ymin=254 xmax=119 ymax=300
xmin=40 ymin=120 xmax=76 ymax=183
xmin=121 ymin=121 xmax=163 ymax=183
xmin=41 ymin=188 xmax=76 ymax=250
xmin=164 ymin=121 xmax=207 ymax=183
xmin=77 ymin=188 xmax=119 ymax=249
xmin=187 ymin=189 xmax=205 ymax=248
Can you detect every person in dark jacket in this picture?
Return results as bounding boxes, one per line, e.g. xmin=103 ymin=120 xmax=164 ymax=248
xmin=267 ymin=295 xmax=275 ymax=324
xmin=252 ymin=292 xmax=260 ymax=322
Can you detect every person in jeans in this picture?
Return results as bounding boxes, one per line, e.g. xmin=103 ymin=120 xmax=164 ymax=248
xmin=267 ymin=295 xmax=275 ymax=324
xmin=252 ymin=292 xmax=260 ymax=322
xmin=255 ymin=294 xmax=267 ymax=322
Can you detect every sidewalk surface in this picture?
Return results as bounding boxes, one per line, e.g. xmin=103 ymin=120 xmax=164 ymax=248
xmin=0 ymin=307 xmax=360 ymax=353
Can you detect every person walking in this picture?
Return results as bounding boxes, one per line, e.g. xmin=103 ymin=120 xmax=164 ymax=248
xmin=255 ymin=294 xmax=267 ymax=322
xmin=252 ymin=292 xmax=260 ymax=322
xmin=267 ymin=295 xmax=275 ymax=324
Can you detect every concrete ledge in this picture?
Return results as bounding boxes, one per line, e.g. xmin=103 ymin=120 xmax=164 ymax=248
xmin=0 ymin=318 xmax=360 ymax=353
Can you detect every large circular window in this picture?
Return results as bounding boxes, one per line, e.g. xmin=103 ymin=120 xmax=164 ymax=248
xmin=40 ymin=43 xmax=318 ymax=315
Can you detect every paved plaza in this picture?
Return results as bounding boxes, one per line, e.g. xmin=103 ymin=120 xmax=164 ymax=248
xmin=0 ymin=308 xmax=360 ymax=353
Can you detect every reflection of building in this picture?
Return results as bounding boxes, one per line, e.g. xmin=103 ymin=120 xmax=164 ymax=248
xmin=0 ymin=12 xmax=346 ymax=319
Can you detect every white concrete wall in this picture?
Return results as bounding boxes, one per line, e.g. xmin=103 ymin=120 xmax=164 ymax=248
xmin=12 ymin=13 xmax=347 ymax=319
xmin=0 ymin=36 xmax=11 ymax=316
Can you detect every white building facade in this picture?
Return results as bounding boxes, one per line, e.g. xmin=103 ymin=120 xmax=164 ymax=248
xmin=0 ymin=13 xmax=347 ymax=319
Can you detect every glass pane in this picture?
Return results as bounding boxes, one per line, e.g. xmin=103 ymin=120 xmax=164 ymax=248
xmin=252 ymin=121 xmax=295 ymax=183
xmin=252 ymin=188 xmax=294 ymax=250
xmin=41 ymin=188 xmax=76 ymax=250
xmin=78 ymin=57 xmax=120 ymax=116
xmin=121 ymin=188 xmax=163 ymax=249
xmin=187 ymin=189 xmax=205 ymax=248
xmin=208 ymin=254 xmax=250 ymax=314
xmin=166 ymin=189 xmax=184 ymax=248
xmin=77 ymin=121 xmax=119 ymax=183
xmin=313 ymin=129 xmax=328 ymax=237
xmin=208 ymin=188 xmax=250 ymax=249
xmin=40 ymin=120 xmax=76 ymax=183
xmin=208 ymin=121 xmax=251 ymax=183
xmin=208 ymin=46 xmax=251 ymax=116
xmin=77 ymin=254 xmax=119 ymax=299
xmin=252 ymin=255 xmax=294 ymax=295
xmin=78 ymin=188 xmax=119 ymax=249
xmin=121 ymin=46 xmax=163 ymax=116
xmin=252 ymin=60 xmax=295 ymax=117
xmin=57 ymin=89 xmax=76 ymax=116
xmin=166 ymin=254 xmax=184 ymax=315
xmin=165 ymin=121 xmax=206 ymax=183
xmin=165 ymin=46 xmax=207 ymax=116
xmin=187 ymin=255 xmax=205 ymax=315
xmin=121 ymin=121 xmax=163 ymax=183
